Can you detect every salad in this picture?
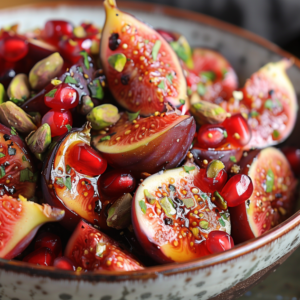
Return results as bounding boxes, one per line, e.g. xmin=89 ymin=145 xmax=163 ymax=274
xmin=0 ymin=0 xmax=298 ymax=271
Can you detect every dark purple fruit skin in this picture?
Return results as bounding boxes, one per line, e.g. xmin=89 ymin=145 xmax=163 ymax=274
xmin=96 ymin=116 xmax=196 ymax=176
xmin=191 ymin=144 xmax=243 ymax=171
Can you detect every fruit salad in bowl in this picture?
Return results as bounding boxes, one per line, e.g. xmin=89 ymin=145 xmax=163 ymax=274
xmin=0 ymin=1 xmax=300 ymax=299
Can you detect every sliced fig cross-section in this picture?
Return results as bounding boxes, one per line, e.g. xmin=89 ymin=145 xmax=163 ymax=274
xmin=100 ymin=0 xmax=187 ymax=116
xmin=132 ymin=164 xmax=231 ymax=263
xmin=230 ymin=147 xmax=297 ymax=243
xmin=92 ymin=111 xmax=196 ymax=175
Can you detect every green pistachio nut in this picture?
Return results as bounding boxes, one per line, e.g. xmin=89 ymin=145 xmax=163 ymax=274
xmin=77 ymin=95 xmax=94 ymax=115
xmin=0 ymin=101 xmax=37 ymax=134
xmin=0 ymin=83 xmax=6 ymax=104
xmin=7 ymin=74 xmax=30 ymax=101
xmin=144 ymin=189 xmax=156 ymax=204
xmin=27 ymin=112 xmax=42 ymax=127
xmin=190 ymin=93 xmax=226 ymax=125
xmin=29 ymin=52 xmax=64 ymax=90
xmin=213 ymin=191 xmax=228 ymax=210
xmin=206 ymin=160 xmax=225 ymax=179
xmin=160 ymin=197 xmax=176 ymax=217
xmin=25 ymin=123 xmax=51 ymax=154
xmin=87 ymin=104 xmax=120 ymax=130
xmin=107 ymin=193 xmax=132 ymax=230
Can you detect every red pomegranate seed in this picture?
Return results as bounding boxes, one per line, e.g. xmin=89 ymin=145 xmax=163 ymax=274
xmin=81 ymin=23 xmax=99 ymax=36
xmin=0 ymin=36 xmax=28 ymax=62
xmin=44 ymin=83 xmax=79 ymax=110
xmin=54 ymin=257 xmax=76 ymax=271
xmin=23 ymin=247 xmax=55 ymax=266
xmin=206 ymin=231 xmax=234 ymax=253
xmin=223 ymin=114 xmax=251 ymax=147
xmin=100 ymin=170 xmax=136 ymax=197
xmin=197 ymin=125 xmax=227 ymax=149
xmin=34 ymin=232 xmax=62 ymax=258
xmin=44 ymin=20 xmax=74 ymax=39
xmin=69 ymin=143 xmax=107 ymax=177
xmin=41 ymin=109 xmax=73 ymax=137
xmin=282 ymin=147 xmax=300 ymax=176
xmin=220 ymin=174 xmax=254 ymax=207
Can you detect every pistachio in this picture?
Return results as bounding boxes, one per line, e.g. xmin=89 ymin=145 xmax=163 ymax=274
xmin=213 ymin=191 xmax=228 ymax=210
xmin=29 ymin=52 xmax=64 ymax=90
xmin=87 ymin=104 xmax=120 ymax=130
xmin=190 ymin=93 xmax=227 ymax=125
xmin=206 ymin=160 xmax=225 ymax=178
xmin=0 ymin=83 xmax=6 ymax=104
xmin=107 ymin=193 xmax=132 ymax=230
xmin=144 ymin=189 xmax=156 ymax=204
xmin=0 ymin=101 xmax=37 ymax=134
xmin=182 ymin=197 xmax=195 ymax=208
xmin=27 ymin=112 xmax=42 ymax=127
xmin=77 ymin=95 xmax=94 ymax=115
xmin=7 ymin=74 xmax=30 ymax=101
xmin=25 ymin=123 xmax=51 ymax=154
xmin=160 ymin=197 xmax=176 ymax=217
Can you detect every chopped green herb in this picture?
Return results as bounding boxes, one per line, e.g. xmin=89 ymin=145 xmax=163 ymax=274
xmin=229 ymin=156 xmax=237 ymax=163
xmin=108 ymin=53 xmax=127 ymax=72
xmin=65 ymin=124 xmax=72 ymax=132
xmin=45 ymin=89 xmax=57 ymax=98
xmin=65 ymin=176 xmax=72 ymax=190
xmin=223 ymin=130 xmax=228 ymax=138
xmin=80 ymin=51 xmax=90 ymax=70
xmin=166 ymin=73 xmax=174 ymax=85
xmin=179 ymin=99 xmax=185 ymax=105
xmin=0 ymin=166 xmax=5 ymax=178
xmin=200 ymin=220 xmax=209 ymax=230
xmin=266 ymin=168 xmax=274 ymax=193
xmin=250 ymin=111 xmax=259 ymax=117
xmin=8 ymin=148 xmax=16 ymax=156
xmin=22 ymin=155 xmax=27 ymax=161
xmin=64 ymin=75 xmax=78 ymax=85
xmin=66 ymin=164 xmax=71 ymax=174
xmin=9 ymin=98 xmax=25 ymax=106
xmin=100 ymin=136 xmax=111 ymax=142
xmin=139 ymin=200 xmax=147 ymax=214
xmin=88 ymin=79 xmax=104 ymax=100
xmin=200 ymin=71 xmax=215 ymax=81
xmin=273 ymin=129 xmax=280 ymax=139
xmin=10 ymin=127 xmax=17 ymax=136
xmin=219 ymin=217 xmax=226 ymax=227
xmin=0 ymin=153 xmax=5 ymax=158
xmin=56 ymin=177 xmax=65 ymax=186
xmin=264 ymin=99 xmax=273 ymax=110
xmin=183 ymin=165 xmax=195 ymax=173
xmin=197 ymin=83 xmax=206 ymax=96
xmin=170 ymin=41 xmax=188 ymax=62
xmin=152 ymin=40 xmax=161 ymax=61
xmin=187 ymin=87 xmax=192 ymax=96
xmin=20 ymin=168 xmax=36 ymax=182
xmin=127 ymin=110 xmax=140 ymax=122
xmin=158 ymin=81 xmax=165 ymax=90
xmin=220 ymin=213 xmax=228 ymax=220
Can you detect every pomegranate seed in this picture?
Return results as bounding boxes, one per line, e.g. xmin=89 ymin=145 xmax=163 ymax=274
xmin=69 ymin=143 xmax=107 ymax=177
xmin=206 ymin=231 xmax=234 ymax=253
xmin=44 ymin=20 xmax=73 ymax=39
xmin=41 ymin=109 xmax=73 ymax=137
xmin=197 ymin=125 xmax=227 ymax=149
xmin=44 ymin=83 xmax=79 ymax=110
xmin=223 ymin=114 xmax=251 ymax=147
xmin=34 ymin=232 xmax=62 ymax=258
xmin=54 ymin=257 xmax=76 ymax=271
xmin=220 ymin=174 xmax=254 ymax=207
xmin=100 ymin=170 xmax=136 ymax=197
xmin=282 ymin=147 xmax=300 ymax=176
xmin=156 ymin=29 xmax=177 ymax=43
xmin=0 ymin=36 xmax=28 ymax=62
xmin=23 ymin=247 xmax=55 ymax=266
xmin=81 ymin=23 xmax=99 ymax=36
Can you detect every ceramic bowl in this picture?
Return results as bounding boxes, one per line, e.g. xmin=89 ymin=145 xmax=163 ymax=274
xmin=1 ymin=2 xmax=300 ymax=300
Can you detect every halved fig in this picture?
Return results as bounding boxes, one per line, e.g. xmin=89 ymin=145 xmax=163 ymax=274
xmin=184 ymin=48 xmax=238 ymax=103
xmin=92 ymin=111 xmax=196 ymax=175
xmin=221 ymin=60 xmax=297 ymax=149
xmin=100 ymin=0 xmax=187 ymax=116
xmin=42 ymin=123 xmax=114 ymax=230
xmin=0 ymin=123 xmax=36 ymax=199
xmin=0 ymin=195 xmax=64 ymax=259
xmin=65 ymin=220 xmax=143 ymax=271
xmin=230 ymin=147 xmax=297 ymax=243
xmin=132 ymin=163 xmax=231 ymax=263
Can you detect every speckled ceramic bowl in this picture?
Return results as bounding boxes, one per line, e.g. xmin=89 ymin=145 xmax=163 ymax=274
xmin=1 ymin=2 xmax=300 ymax=300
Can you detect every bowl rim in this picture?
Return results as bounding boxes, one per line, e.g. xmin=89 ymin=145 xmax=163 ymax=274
xmin=1 ymin=0 xmax=300 ymax=281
